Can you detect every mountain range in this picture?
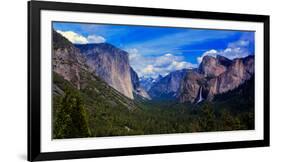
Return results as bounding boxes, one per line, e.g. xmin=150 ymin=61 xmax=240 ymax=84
xmin=53 ymin=29 xmax=254 ymax=105
xmin=179 ymin=54 xmax=254 ymax=103
xmin=144 ymin=55 xmax=254 ymax=103
xmin=139 ymin=75 xmax=163 ymax=92
xmin=52 ymin=29 xmax=255 ymax=138
xmin=148 ymin=69 xmax=187 ymax=100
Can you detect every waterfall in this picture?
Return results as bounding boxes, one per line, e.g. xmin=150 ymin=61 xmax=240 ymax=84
xmin=196 ymin=86 xmax=203 ymax=104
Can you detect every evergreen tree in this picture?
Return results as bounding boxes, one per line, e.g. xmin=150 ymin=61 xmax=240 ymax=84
xmin=54 ymin=87 xmax=91 ymax=138
xmin=199 ymin=104 xmax=216 ymax=131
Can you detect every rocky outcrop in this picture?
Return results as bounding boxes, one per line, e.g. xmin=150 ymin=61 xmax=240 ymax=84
xmin=149 ymin=69 xmax=188 ymax=100
xmin=130 ymin=67 xmax=151 ymax=99
xmin=179 ymin=55 xmax=254 ymax=103
xmin=130 ymin=67 xmax=140 ymax=90
xmin=216 ymin=55 xmax=232 ymax=67
xmin=199 ymin=55 xmax=227 ymax=77
xmin=134 ymin=88 xmax=151 ymax=100
xmin=207 ymin=55 xmax=254 ymax=99
xmin=52 ymin=30 xmax=89 ymax=90
xmin=75 ymin=43 xmax=134 ymax=99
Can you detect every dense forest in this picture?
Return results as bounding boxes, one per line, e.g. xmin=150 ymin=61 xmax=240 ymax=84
xmin=53 ymin=71 xmax=254 ymax=139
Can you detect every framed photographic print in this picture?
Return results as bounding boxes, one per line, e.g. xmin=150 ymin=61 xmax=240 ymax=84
xmin=28 ymin=0 xmax=270 ymax=161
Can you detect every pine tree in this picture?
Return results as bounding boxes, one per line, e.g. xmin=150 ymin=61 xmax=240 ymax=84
xmin=54 ymin=87 xmax=91 ymax=138
xmin=199 ymin=104 xmax=216 ymax=131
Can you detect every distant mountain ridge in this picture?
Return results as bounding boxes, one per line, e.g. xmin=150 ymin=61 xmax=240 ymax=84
xmin=148 ymin=69 xmax=187 ymax=100
xmin=139 ymin=75 xmax=163 ymax=92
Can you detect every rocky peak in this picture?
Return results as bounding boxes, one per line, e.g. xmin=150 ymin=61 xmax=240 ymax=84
xmin=216 ymin=55 xmax=232 ymax=67
xmin=199 ymin=55 xmax=227 ymax=77
xmin=154 ymin=75 xmax=163 ymax=83
xmin=52 ymin=30 xmax=89 ymax=90
xmin=148 ymin=69 xmax=188 ymax=99
xmin=139 ymin=77 xmax=155 ymax=92
xmin=179 ymin=55 xmax=255 ymax=103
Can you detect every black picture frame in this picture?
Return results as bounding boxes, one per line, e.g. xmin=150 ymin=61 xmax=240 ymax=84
xmin=28 ymin=0 xmax=270 ymax=161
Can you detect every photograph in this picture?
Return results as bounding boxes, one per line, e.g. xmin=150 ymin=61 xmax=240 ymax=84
xmin=52 ymin=21 xmax=255 ymax=139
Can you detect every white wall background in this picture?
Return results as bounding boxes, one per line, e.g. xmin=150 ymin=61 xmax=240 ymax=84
xmin=0 ymin=0 xmax=279 ymax=161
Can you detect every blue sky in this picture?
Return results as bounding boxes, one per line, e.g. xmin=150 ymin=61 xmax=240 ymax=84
xmin=53 ymin=22 xmax=255 ymax=78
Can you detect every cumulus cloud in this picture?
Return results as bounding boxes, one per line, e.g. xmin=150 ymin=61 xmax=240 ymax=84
xmin=143 ymin=65 xmax=155 ymax=74
xmin=87 ymin=34 xmax=106 ymax=43
xmin=167 ymin=61 xmax=195 ymax=71
xmin=128 ymin=48 xmax=139 ymax=60
xmin=128 ymin=48 xmax=196 ymax=78
xmin=57 ymin=30 xmax=88 ymax=44
xmin=197 ymin=49 xmax=218 ymax=63
xmin=56 ymin=30 xmax=106 ymax=44
xmin=197 ymin=39 xmax=253 ymax=64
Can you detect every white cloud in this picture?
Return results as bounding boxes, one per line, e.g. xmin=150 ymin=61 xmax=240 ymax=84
xmin=126 ymin=30 xmax=237 ymax=57
xmin=56 ymin=30 xmax=106 ymax=44
xmin=143 ymin=65 xmax=155 ymax=73
xmin=167 ymin=61 xmax=195 ymax=71
xmin=154 ymin=53 xmax=178 ymax=67
xmin=87 ymin=34 xmax=106 ymax=43
xmin=128 ymin=48 xmax=139 ymax=60
xmin=57 ymin=30 xmax=88 ymax=44
xmin=197 ymin=39 xmax=253 ymax=64
xmin=197 ymin=49 xmax=218 ymax=63
xmin=128 ymin=48 xmax=196 ymax=78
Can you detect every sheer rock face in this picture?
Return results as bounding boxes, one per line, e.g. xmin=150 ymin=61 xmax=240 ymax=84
xmin=179 ymin=55 xmax=254 ymax=103
xmin=213 ymin=55 xmax=254 ymax=94
xmin=130 ymin=67 xmax=151 ymax=99
xmin=149 ymin=69 xmax=188 ymax=100
xmin=75 ymin=43 xmax=134 ymax=99
xmin=130 ymin=67 xmax=140 ymax=90
xmin=52 ymin=30 xmax=89 ymax=90
xmin=178 ymin=70 xmax=205 ymax=103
